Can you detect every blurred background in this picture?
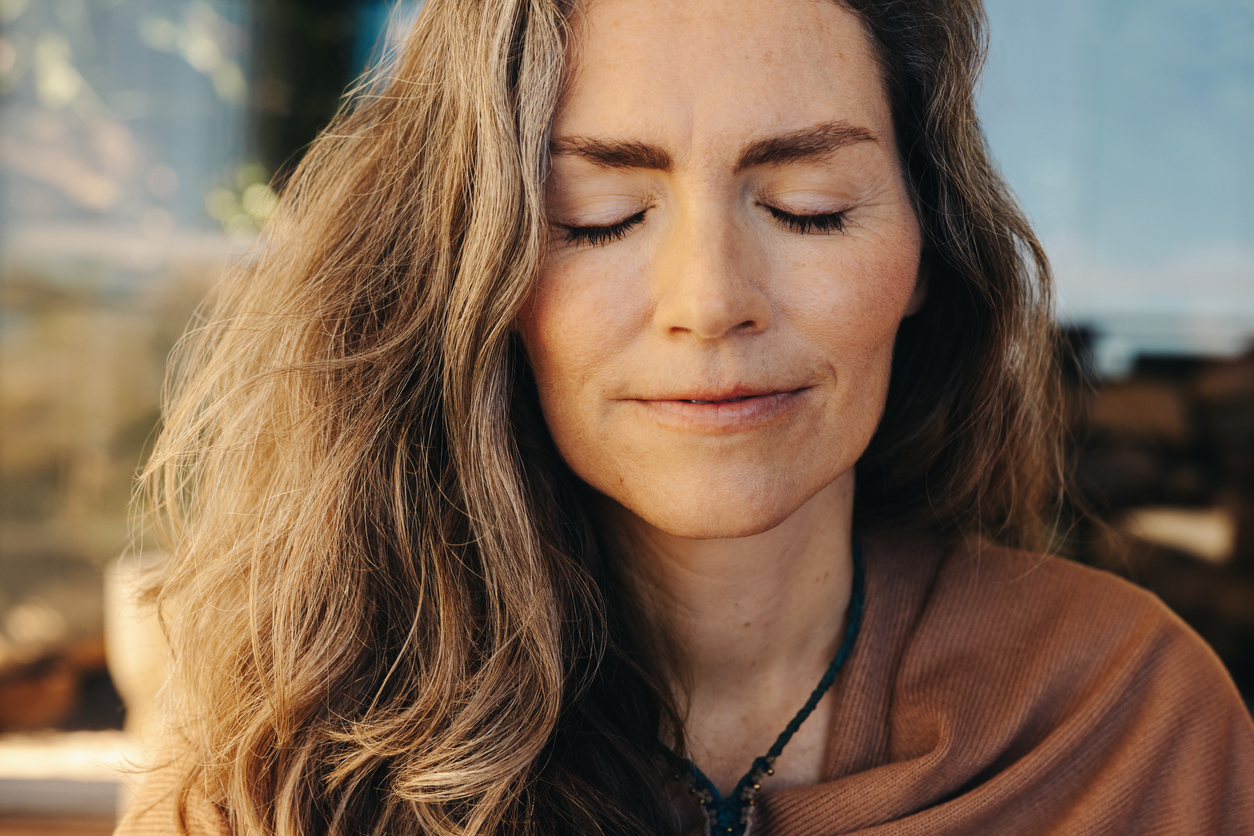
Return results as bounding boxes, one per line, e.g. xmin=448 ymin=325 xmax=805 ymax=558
xmin=0 ymin=0 xmax=1249 ymax=829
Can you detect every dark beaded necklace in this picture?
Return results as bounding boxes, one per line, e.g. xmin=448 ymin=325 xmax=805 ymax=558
xmin=667 ymin=538 xmax=866 ymax=836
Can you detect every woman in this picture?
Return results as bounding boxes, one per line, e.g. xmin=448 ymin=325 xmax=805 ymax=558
xmin=120 ymin=0 xmax=1254 ymax=834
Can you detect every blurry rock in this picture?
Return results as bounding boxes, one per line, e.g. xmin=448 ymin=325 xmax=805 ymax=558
xmin=1234 ymin=496 xmax=1254 ymax=576
xmin=1119 ymin=506 xmax=1235 ymax=565
xmin=1074 ymin=444 xmax=1164 ymax=509
xmin=1088 ymin=382 xmax=1192 ymax=446
xmin=0 ymin=547 xmax=123 ymax=732
xmin=0 ymin=551 xmax=103 ymax=670
xmin=1195 ymin=353 xmax=1254 ymax=402
xmin=0 ymin=657 xmax=78 ymax=731
xmin=1160 ymin=464 xmax=1211 ymax=505
xmin=1195 ymin=354 xmax=1254 ymax=486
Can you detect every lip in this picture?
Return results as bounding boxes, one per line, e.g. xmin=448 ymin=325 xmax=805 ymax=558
xmin=627 ymin=386 xmax=810 ymax=433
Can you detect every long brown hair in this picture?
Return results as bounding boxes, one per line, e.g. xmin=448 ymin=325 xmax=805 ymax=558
xmin=848 ymin=0 xmax=1061 ymax=549
xmin=142 ymin=0 xmax=1059 ymax=833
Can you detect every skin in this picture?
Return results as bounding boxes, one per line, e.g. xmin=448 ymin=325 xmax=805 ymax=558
xmin=516 ymin=0 xmax=925 ymax=809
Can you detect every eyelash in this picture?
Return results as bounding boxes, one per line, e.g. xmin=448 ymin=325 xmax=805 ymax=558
xmin=562 ymin=210 xmax=647 ymax=247
xmin=560 ymin=205 xmax=847 ymax=247
xmin=764 ymin=205 xmax=847 ymax=235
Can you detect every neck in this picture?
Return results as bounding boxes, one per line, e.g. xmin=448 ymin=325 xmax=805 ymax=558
xmin=612 ymin=472 xmax=856 ymax=758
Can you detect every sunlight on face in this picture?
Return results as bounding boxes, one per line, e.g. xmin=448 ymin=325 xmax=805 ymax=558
xmin=516 ymin=0 xmax=925 ymax=539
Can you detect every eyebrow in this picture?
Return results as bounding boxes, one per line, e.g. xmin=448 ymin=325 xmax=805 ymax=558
xmin=548 ymin=120 xmax=879 ymax=175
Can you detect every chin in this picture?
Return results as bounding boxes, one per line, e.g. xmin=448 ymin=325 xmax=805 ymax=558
xmin=617 ymin=480 xmax=814 ymax=541
xmin=647 ymin=514 xmax=791 ymax=541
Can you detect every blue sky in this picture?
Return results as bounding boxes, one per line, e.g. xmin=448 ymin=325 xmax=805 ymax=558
xmin=979 ymin=0 xmax=1253 ymax=349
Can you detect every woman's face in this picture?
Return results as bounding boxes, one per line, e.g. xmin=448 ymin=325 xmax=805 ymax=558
xmin=517 ymin=0 xmax=924 ymax=540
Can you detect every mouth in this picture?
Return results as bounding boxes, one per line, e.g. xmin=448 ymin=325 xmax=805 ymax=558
xmin=630 ymin=387 xmax=810 ymax=432
xmin=679 ymin=395 xmax=759 ymax=405
xmin=647 ymin=385 xmax=807 ymax=404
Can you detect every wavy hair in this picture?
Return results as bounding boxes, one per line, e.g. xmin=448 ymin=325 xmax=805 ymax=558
xmin=141 ymin=0 xmax=1059 ymax=834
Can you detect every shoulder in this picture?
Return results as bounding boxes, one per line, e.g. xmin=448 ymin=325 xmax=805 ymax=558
xmin=761 ymin=536 xmax=1254 ymax=833
xmin=928 ymin=538 xmax=1197 ymax=668
xmin=115 ymin=744 xmax=231 ymax=836
xmin=860 ymin=531 xmax=1207 ymax=689
xmin=866 ymin=531 xmax=1232 ymax=688
xmin=900 ymin=535 xmax=1246 ymax=740
xmin=873 ymin=533 xmax=1254 ymax=832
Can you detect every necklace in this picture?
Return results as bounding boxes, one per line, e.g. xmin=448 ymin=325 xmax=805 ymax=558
xmin=667 ymin=537 xmax=866 ymax=836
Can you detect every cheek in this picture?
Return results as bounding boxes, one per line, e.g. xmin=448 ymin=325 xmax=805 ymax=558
xmin=515 ymin=255 xmax=638 ymax=454
xmin=779 ymin=226 xmax=922 ymax=377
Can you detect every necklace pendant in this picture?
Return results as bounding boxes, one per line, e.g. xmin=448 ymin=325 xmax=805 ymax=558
xmin=684 ymin=756 xmax=774 ymax=836
xmin=668 ymin=539 xmax=866 ymax=836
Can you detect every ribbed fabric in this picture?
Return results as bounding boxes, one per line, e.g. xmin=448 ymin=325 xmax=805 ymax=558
xmin=753 ymin=532 xmax=1254 ymax=835
xmin=116 ymin=532 xmax=1254 ymax=836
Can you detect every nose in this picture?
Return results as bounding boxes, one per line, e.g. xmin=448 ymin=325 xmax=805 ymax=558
xmin=651 ymin=205 xmax=772 ymax=340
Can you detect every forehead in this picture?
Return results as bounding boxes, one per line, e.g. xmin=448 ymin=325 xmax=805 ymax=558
xmin=556 ymin=0 xmax=892 ymax=158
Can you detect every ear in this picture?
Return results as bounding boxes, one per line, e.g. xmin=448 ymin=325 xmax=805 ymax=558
xmin=904 ymin=255 xmax=929 ymax=316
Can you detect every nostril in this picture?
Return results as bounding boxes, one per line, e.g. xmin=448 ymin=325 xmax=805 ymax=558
xmin=653 ymin=272 xmax=773 ymax=339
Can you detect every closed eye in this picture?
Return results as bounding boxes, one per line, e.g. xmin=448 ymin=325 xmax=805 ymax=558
xmin=561 ymin=209 xmax=648 ymax=247
xmin=764 ymin=205 xmax=847 ymax=235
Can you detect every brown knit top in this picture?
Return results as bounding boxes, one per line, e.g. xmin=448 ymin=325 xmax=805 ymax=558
xmin=117 ymin=533 xmax=1254 ymax=835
